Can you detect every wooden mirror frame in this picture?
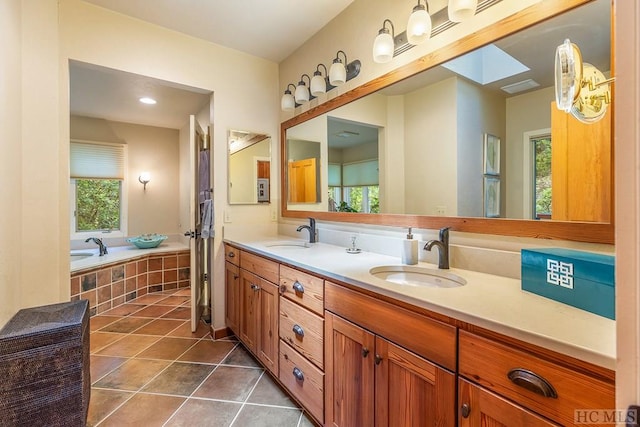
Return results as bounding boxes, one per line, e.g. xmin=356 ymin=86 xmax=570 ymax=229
xmin=280 ymin=0 xmax=614 ymax=244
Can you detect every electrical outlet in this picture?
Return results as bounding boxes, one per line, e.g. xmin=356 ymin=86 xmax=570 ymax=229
xmin=224 ymin=210 xmax=231 ymax=223
xmin=435 ymin=206 xmax=446 ymax=215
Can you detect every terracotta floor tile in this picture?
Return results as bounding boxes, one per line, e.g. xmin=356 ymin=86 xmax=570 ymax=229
xmin=221 ymin=344 xmax=261 ymax=368
xmin=100 ymin=316 xmax=153 ymax=333
xmin=142 ymin=362 xmax=214 ymax=396
xmin=131 ymin=294 xmax=168 ymax=305
xmin=129 ymin=304 xmax=175 ymax=318
xmin=193 ymin=366 xmax=262 ymax=402
xmin=96 ymin=334 xmax=160 ymax=357
xmin=90 ymin=315 xmax=121 ymax=332
xmin=136 ymin=337 xmax=198 ymax=360
xmin=178 ymin=340 xmax=236 ymax=364
xmin=103 ymin=303 xmax=146 ymax=316
xmin=173 ymin=288 xmax=191 ymax=297
xmin=130 ymin=318 xmax=185 ymax=336
xmin=156 ymin=295 xmax=190 ymax=306
xmin=247 ymin=374 xmax=297 ymax=408
xmin=162 ymin=306 xmax=191 ymax=320
xmin=164 ymin=399 xmax=241 ymax=427
xmin=233 ymin=405 xmax=302 ymax=427
xmin=86 ymin=389 xmax=132 ymax=427
xmin=90 ymin=355 xmax=128 ymax=383
xmin=90 ymin=332 xmax=124 ymax=352
xmin=99 ymin=392 xmax=185 ymax=427
xmin=93 ymin=358 xmax=170 ymax=391
xmin=168 ymin=320 xmax=210 ymax=338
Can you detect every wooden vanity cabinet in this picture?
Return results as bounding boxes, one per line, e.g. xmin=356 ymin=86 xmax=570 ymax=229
xmin=224 ymin=244 xmax=240 ymax=336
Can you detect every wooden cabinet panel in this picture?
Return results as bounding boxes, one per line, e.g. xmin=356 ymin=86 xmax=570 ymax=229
xmin=325 ymin=312 xmax=375 ymax=427
xmin=279 ymin=265 xmax=324 ymax=316
xmin=279 ymin=340 xmax=324 ymax=424
xmin=224 ymin=243 xmax=240 ymax=266
xmin=257 ymin=279 xmax=279 ymax=375
xmin=325 ymin=281 xmax=457 ymax=371
xmin=459 ymin=379 xmax=559 ymax=427
xmin=239 ymin=269 xmax=260 ymax=353
xmin=279 ymin=297 xmax=324 ymax=369
xmin=375 ymin=337 xmax=455 ymax=427
xmin=224 ymin=261 xmax=240 ymax=335
xmin=459 ymin=330 xmax=615 ymax=426
xmin=241 ymin=250 xmax=279 ymax=283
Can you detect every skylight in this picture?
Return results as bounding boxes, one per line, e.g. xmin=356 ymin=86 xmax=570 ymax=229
xmin=441 ymin=44 xmax=529 ymax=85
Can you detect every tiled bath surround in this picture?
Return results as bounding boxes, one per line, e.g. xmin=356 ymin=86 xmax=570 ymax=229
xmin=71 ymin=251 xmax=190 ymax=316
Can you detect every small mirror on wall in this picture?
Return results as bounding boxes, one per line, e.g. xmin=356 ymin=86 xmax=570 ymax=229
xmin=228 ymin=129 xmax=271 ymax=204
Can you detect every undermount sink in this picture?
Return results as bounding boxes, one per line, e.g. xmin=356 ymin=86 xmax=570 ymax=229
xmin=369 ymin=265 xmax=466 ymax=288
xmin=265 ymin=240 xmax=310 ymax=249
xmin=70 ymin=252 xmax=94 ymax=262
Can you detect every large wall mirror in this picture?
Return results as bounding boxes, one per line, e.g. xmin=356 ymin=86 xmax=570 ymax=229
xmin=228 ymin=130 xmax=271 ymax=204
xmin=281 ymin=0 xmax=614 ymax=244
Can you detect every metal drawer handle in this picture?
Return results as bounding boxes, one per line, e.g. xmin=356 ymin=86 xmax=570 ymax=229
xmin=461 ymin=403 xmax=471 ymax=418
xmin=228 ymin=252 xmax=235 ymax=258
xmin=292 ymin=324 xmax=305 ymax=338
xmin=507 ymin=368 xmax=558 ymax=398
xmin=293 ymin=367 xmax=304 ymax=382
xmin=292 ymin=281 xmax=305 ymax=294
xmin=362 ymin=348 xmax=370 ymax=358
xmin=250 ymin=284 xmax=261 ymax=291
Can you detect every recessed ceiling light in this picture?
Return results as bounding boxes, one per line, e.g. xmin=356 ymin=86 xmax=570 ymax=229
xmin=139 ymin=97 xmax=157 ymax=105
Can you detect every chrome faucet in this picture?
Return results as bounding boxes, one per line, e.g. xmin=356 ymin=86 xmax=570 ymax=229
xmin=296 ymin=218 xmax=317 ymax=243
xmin=424 ymin=227 xmax=450 ymax=269
xmin=85 ymin=237 xmax=108 ymax=256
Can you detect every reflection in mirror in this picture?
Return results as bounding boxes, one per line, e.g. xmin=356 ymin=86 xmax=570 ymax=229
xmin=286 ymin=138 xmax=321 ymax=204
xmin=228 ymin=130 xmax=271 ymax=204
xmin=284 ymin=0 xmax=611 ymax=223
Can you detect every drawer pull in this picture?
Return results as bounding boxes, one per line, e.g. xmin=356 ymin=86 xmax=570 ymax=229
xmin=250 ymin=284 xmax=261 ymax=291
xmin=461 ymin=403 xmax=471 ymax=418
xmin=292 ymin=324 xmax=305 ymax=338
xmin=375 ymin=354 xmax=383 ymax=365
xmin=279 ymin=285 xmax=286 ymax=295
xmin=507 ymin=368 xmax=558 ymax=398
xmin=227 ymin=252 xmax=235 ymax=258
xmin=292 ymin=281 xmax=305 ymax=294
xmin=362 ymin=348 xmax=370 ymax=358
xmin=293 ymin=367 xmax=304 ymax=382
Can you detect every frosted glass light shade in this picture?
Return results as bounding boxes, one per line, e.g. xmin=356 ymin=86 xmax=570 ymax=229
xmin=373 ymin=31 xmax=394 ymax=63
xmin=310 ymin=73 xmax=326 ymax=96
xmin=294 ymin=83 xmax=309 ymax=104
xmin=407 ymin=6 xmax=431 ymax=45
xmin=448 ymin=0 xmax=478 ymax=22
xmin=329 ymin=60 xmax=346 ymax=86
xmin=281 ymin=92 xmax=295 ymax=111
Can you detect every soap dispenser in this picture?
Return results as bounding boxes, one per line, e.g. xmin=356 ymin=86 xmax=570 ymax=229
xmin=402 ymin=227 xmax=418 ymax=265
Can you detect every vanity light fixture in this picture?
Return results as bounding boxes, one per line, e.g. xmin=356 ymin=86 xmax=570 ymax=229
xmin=407 ymin=0 xmax=432 ymax=45
xmin=294 ymin=74 xmax=313 ymax=104
xmin=448 ymin=0 xmax=478 ymax=23
xmin=281 ymin=83 xmax=297 ymax=112
xmin=310 ymin=64 xmax=334 ymax=96
xmin=373 ymin=19 xmax=396 ymax=63
xmin=138 ymin=172 xmax=150 ymax=190
xmin=329 ymin=50 xmax=348 ymax=85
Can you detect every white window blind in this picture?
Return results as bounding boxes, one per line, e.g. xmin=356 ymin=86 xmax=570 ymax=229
xmin=70 ymin=141 xmax=125 ymax=179
xmin=343 ymin=159 xmax=379 ymax=186
xmin=328 ymin=163 xmax=342 ymax=186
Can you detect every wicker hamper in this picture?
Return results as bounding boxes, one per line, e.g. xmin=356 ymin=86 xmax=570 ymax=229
xmin=0 ymin=300 xmax=90 ymax=426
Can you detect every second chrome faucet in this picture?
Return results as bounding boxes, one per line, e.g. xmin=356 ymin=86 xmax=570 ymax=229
xmin=296 ymin=217 xmax=317 ymax=243
xmin=424 ymin=227 xmax=450 ymax=269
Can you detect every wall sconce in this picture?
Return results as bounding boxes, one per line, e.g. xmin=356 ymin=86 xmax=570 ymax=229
xmin=373 ymin=19 xmax=396 ymax=63
xmin=448 ymin=0 xmax=478 ymax=23
xmin=310 ymin=64 xmax=334 ymax=96
xmin=295 ymin=74 xmax=313 ymax=104
xmin=407 ymin=0 xmax=432 ymax=45
xmin=329 ymin=50 xmax=348 ymax=85
xmin=281 ymin=83 xmax=297 ymax=112
xmin=138 ymin=172 xmax=150 ymax=190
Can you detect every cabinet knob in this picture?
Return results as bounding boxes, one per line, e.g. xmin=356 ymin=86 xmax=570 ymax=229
xmin=292 ymin=281 xmax=305 ymax=294
xmin=292 ymin=324 xmax=305 ymax=338
xmin=233 ymin=274 xmax=238 ymax=280
xmin=279 ymin=285 xmax=286 ymax=295
xmin=374 ymin=354 xmax=383 ymax=365
xmin=461 ymin=403 xmax=471 ymax=418
xmin=507 ymin=368 xmax=558 ymax=398
xmin=228 ymin=252 xmax=235 ymax=258
xmin=293 ymin=367 xmax=305 ymax=382
xmin=250 ymin=284 xmax=261 ymax=291
xmin=362 ymin=348 xmax=370 ymax=358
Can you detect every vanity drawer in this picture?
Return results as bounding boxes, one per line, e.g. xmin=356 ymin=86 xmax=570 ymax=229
xmin=458 ymin=330 xmax=615 ymax=426
xmin=279 ymin=340 xmax=324 ymax=424
xmin=224 ymin=244 xmax=240 ymax=266
xmin=280 ymin=297 xmax=324 ymax=369
xmin=240 ymin=251 xmax=278 ymax=284
xmin=279 ymin=265 xmax=324 ymax=315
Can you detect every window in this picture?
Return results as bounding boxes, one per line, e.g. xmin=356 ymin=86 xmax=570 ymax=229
xmin=328 ymin=159 xmax=379 ymax=213
xmin=70 ymin=141 xmax=127 ymax=238
xmin=532 ymin=135 xmax=552 ymax=219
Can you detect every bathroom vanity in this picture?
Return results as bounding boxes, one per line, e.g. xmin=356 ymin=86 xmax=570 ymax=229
xmin=223 ymin=239 xmax=615 ymax=426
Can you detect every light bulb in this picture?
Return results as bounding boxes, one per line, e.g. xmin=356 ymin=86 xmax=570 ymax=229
xmin=373 ymin=30 xmax=394 ymax=63
xmin=448 ymin=0 xmax=478 ymax=22
xmin=407 ymin=5 xmax=432 ymax=45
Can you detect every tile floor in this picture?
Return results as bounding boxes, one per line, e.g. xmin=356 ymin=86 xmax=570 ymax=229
xmin=89 ymin=288 xmax=315 ymax=426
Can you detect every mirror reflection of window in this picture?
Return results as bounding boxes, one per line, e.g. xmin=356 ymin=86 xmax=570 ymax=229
xmin=228 ymin=130 xmax=271 ymax=204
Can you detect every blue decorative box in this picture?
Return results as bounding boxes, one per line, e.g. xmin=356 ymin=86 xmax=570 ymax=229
xmin=521 ymin=248 xmax=615 ymax=320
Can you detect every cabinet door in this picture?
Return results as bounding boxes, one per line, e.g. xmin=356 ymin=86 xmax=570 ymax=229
xmin=225 ymin=261 xmax=240 ymax=335
xmin=325 ymin=312 xmax=375 ymax=427
xmin=257 ymin=279 xmax=279 ymax=375
xmin=375 ymin=337 xmax=455 ymax=427
xmin=459 ymin=379 xmax=559 ymax=427
xmin=239 ymin=269 xmax=260 ymax=353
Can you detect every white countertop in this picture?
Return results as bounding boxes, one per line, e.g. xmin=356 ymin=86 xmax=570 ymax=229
xmin=70 ymin=242 xmax=189 ymax=273
xmin=226 ymin=236 xmax=616 ymax=370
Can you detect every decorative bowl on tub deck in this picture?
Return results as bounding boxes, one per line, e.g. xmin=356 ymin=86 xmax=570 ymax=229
xmin=127 ymin=234 xmax=167 ymax=249
xmin=521 ymin=248 xmax=615 ymax=320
